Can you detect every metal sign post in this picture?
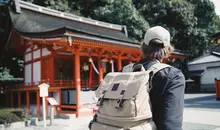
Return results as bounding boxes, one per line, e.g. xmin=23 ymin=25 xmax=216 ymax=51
xmin=47 ymin=97 xmax=58 ymax=125
xmin=38 ymin=83 xmax=50 ymax=127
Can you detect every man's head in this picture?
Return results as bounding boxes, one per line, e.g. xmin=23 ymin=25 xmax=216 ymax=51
xmin=141 ymin=26 xmax=174 ymax=60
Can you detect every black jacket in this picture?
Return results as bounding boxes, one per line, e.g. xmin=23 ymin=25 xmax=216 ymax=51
xmin=133 ymin=59 xmax=185 ymax=130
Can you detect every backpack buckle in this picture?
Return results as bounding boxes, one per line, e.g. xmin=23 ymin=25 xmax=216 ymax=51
xmin=97 ymin=90 xmax=106 ymax=106
xmin=115 ymin=99 xmax=124 ymax=109
xmin=115 ymin=90 xmax=125 ymax=109
xmin=88 ymin=114 xmax=97 ymax=129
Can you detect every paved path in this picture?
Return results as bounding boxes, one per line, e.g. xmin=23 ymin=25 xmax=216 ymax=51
xmin=12 ymin=93 xmax=220 ymax=130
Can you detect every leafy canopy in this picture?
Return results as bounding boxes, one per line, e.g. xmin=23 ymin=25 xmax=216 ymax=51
xmin=1 ymin=0 xmax=219 ymax=78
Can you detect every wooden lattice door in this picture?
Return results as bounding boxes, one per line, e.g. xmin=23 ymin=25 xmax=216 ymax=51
xmin=41 ymin=58 xmax=53 ymax=82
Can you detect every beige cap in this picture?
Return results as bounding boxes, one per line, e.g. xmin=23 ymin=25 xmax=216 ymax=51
xmin=144 ymin=26 xmax=170 ymax=47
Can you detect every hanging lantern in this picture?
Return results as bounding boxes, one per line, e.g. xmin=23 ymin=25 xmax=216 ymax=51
xmin=83 ymin=62 xmax=89 ymax=72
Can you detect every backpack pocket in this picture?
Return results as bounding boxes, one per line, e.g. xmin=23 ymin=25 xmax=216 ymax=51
xmin=90 ymin=120 xmax=157 ymax=130
xmin=90 ymin=122 xmax=124 ymax=130
xmin=128 ymin=121 xmax=157 ymax=130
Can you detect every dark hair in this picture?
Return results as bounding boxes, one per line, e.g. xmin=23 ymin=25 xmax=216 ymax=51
xmin=141 ymin=39 xmax=174 ymax=60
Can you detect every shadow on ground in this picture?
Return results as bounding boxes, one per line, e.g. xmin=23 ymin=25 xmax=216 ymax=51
xmin=184 ymin=94 xmax=220 ymax=110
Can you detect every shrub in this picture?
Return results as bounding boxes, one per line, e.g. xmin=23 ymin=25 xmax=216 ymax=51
xmin=0 ymin=108 xmax=25 ymax=125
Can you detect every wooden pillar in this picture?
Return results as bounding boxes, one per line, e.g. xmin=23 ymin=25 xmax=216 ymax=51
xmin=117 ymin=55 xmax=122 ymax=71
xmin=51 ymin=56 xmax=54 ymax=83
xmin=31 ymin=48 xmax=33 ymax=86
xmin=74 ymin=49 xmax=81 ymax=117
xmin=10 ymin=92 xmax=13 ymax=108
xmin=98 ymin=57 xmax=103 ymax=84
xmin=88 ymin=61 xmax=93 ymax=88
xmin=18 ymin=92 xmax=21 ymax=108
xmin=26 ymin=91 xmax=30 ymax=114
xmin=36 ymin=90 xmax=41 ymax=117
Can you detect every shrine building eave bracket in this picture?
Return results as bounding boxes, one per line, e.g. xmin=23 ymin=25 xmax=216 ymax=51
xmin=64 ymin=33 xmax=141 ymax=48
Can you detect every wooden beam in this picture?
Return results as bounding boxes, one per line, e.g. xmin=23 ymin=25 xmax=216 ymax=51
xmin=74 ymin=49 xmax=81 ymax=117
xmin=169 ymin=54 xmax=186 ymax=59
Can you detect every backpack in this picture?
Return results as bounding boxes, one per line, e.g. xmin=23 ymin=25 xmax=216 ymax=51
xmin=89 ymin=62 xmax=170 ymax=130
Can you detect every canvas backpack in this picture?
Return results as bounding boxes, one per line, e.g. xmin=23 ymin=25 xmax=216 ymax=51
xmin=89 ymin=62 xmax=170 ymax=130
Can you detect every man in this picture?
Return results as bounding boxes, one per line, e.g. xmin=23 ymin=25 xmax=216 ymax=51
xmin=128 ymin=26 xmax=185 ymax=130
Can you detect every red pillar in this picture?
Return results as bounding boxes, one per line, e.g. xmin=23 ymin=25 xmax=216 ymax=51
xmin=88 ymin=61 xmax=93 ymax=88
xmin=74 ymin=49 xmax=81 ymax=117
xmin=18 ymin=92 xmax=21 ymax=108
xmin=51 ymin=56 xmax=54 ymax=83
xmin=26 ymin=91 xmax=30 ymax=114
xmin=36 ymin=90 xmax=41 ymax=117
xmin=117 ymin=55 xmax=122 ymax=71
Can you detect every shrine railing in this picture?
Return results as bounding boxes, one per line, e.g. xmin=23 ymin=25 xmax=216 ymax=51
xmin=7 ymin=80 xmax=99 ymax=90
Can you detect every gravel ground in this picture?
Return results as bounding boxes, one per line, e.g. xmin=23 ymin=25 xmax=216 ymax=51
xmin=12 ymin=93 xmax=220 ymax=130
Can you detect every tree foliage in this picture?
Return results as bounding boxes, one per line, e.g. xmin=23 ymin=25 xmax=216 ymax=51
xmin=90 ymin=0 xmax=149 ymax=40
xmin=1 ymin=0 xmax=220 ymax=78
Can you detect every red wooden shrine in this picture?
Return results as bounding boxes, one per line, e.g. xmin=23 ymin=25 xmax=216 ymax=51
xmin=0 ymin=0 xmax=188 ymax=117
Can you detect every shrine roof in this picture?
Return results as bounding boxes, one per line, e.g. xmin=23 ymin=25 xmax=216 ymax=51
xmin=188 ymin=51 xmax=220 ymax=65
xmin=8 ymin=0 xmax=137 ymax=44
xmin=0 ymin=0 xmax=190 ymax=57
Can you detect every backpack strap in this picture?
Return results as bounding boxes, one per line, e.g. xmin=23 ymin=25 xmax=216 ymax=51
xmin=146 ymin=63 xmax=171 ymax=91
xmin=122 ymin=63 xmax=135 ymax=72
xmin=147 ymin=62 xmax=171 ymax=75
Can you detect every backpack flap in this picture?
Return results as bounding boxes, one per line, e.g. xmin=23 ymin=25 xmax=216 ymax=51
xmin=95 ymin=71 xmax=150 ymax=101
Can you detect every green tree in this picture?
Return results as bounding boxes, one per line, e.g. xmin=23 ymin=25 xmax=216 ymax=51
xmin=134 ymin=0 xmax=219 ymax=58
xmin=0 ymin=67 xmax=14 ymax=80
xmin=0 ymin=54 xmax=23 ymax=79
xmin=90 ymin=0 xmax=149 ymax=40
xmin=2 ymin=0 xmax=220 ymax=78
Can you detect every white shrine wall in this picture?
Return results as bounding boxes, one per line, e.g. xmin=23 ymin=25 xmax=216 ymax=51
xmin=24 ymin=45 xmax=51 ymax=85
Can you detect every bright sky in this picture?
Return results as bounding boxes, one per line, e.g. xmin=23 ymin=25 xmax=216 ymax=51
xmin=210 ymin=0 xmax=220 ymax=16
